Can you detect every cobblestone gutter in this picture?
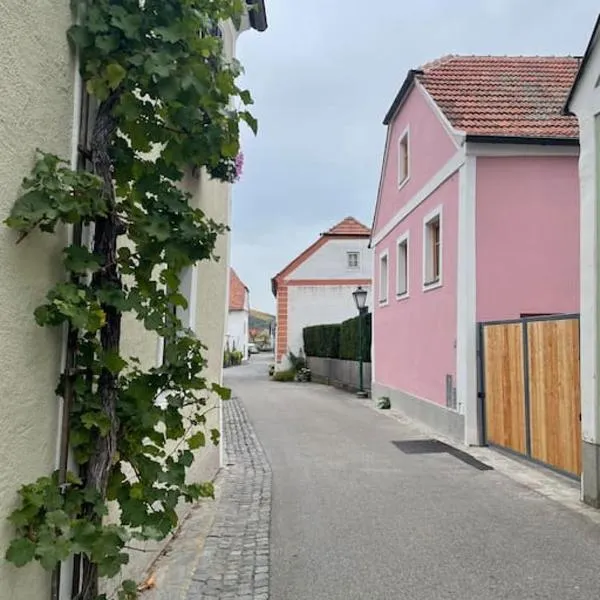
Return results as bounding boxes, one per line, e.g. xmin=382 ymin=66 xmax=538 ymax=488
xmin=186 ymin=397 xmax=272 ymax=600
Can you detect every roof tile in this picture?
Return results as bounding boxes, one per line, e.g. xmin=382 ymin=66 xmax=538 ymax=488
xmin=325 ymin=217 xmax=371 ymax=236
xmin=418 ymin=55 xmax=580 ymax=139
xmin=229 ymin=268 xmax=248 ymax=311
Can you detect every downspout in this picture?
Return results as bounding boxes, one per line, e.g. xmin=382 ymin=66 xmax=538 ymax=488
xmin=50 ymin=40 xmax=84 ymax=600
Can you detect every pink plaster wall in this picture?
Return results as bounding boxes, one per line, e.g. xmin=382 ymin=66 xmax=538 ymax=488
xmin=373 ymin=84 xmax=457 ymax=236
xmin=476 ymin=156 xmax=580 ymax=321
xmin=373 ymin=174 xmax=459 ymax=406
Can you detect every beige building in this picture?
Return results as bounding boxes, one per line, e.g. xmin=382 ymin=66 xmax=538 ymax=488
xmin=0 ymin=2 xmax=267 ymax=599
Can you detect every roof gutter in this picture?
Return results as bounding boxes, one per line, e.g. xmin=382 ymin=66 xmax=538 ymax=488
xmin=247 ymin=0 xmax=268 ymax=32
xmin=383 ymin=69 xmax=423 ymax=125
xmin=465 ymin=134 xmax=579 ymax=147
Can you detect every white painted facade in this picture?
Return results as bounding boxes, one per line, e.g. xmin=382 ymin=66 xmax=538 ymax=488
xmin=226 ymin=310 xmax=249 ymax=359
xmin=283 ymin=237 xmax=373 ymax=362
xmin=287 ymin=284 xmax=372 ymax=357
xmin=288 ymin=238 xmax=372 ymax=280
xmin=227 ymin=288 xmax=249 ymax=361
xmin=567 ymin=17 xmax=600 ymax=505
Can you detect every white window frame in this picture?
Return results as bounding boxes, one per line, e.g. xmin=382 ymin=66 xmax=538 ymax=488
xmin=397 ymin=126 xmax=410 ymax=190
xmin=378 ymin=250 xmax=389 ymax=306
xmin=347 ymin=251 xmax=360 ymax=270
xmin=423 ymin=206 xmax=443 ymax=291
xmin=396 ymin=231 xmax=410 ymax=299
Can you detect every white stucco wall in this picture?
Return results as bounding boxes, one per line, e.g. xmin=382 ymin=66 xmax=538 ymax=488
xmin=227 ymin=310 xmax=249 ymax=359
xmin=287 ymin=284 xmax=373 ymax=357
xmin=569 ymin=32 xmax=600 ymax=449
xmin=288 ymin=238 xmax=372 ymax=280
xmin=0 ymin=3 xmax=74 ymax=598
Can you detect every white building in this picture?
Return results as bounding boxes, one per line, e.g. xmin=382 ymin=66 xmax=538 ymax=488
xmin=271 ymin=217 xmax=372 ymax=369
xmin=226 ymin=268 xmax=250 ymax=360
xmin=565 ymin=13 xmax=600 ymax=507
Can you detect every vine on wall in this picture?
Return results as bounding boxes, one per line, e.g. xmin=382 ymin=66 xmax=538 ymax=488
xmin=4 ymin=1 xmax=256 ymax=598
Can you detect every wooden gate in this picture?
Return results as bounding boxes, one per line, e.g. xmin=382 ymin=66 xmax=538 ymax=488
xmin=479 ymin=315 xmax=581 ymax=477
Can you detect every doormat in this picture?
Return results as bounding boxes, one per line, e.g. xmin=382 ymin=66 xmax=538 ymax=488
xmin=391 ymin=439 xmax=493 ymax=471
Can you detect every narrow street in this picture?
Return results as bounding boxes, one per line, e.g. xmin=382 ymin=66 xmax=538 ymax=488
xmin=224 ymin=355 xmax=600 ymax=600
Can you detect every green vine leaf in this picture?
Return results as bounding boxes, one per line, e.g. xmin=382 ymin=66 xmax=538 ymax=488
xmin=188 ymin=431 xmax=206 ymax=450
xmin=7 ymin=0 xmax=259 ymax=595
xmin=210 ymin=428 xmax=220 ymax=446
xmin=5 ymin=538 xmax=36 ymax=567
xmin=119 ymin=579 xmax=138 ymax=600
xmin=81 ymin=411 xmax=113 ymax=436
xmin=102 ymin=350 xmax=128 ymax=374
xmin=212 ymin=383 xmax=231 ymax=400
xmin=106 ymin=63 xmax=127 ymax=89
xmin=63 ymin=245 xmax=103 ymax=274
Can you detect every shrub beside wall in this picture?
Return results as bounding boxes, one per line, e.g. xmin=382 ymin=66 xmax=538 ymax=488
xmin=340 ymin=312 xmax=371 ymax=362
xmin=303 ymin=323 xmax=341 ymax=358
xmin=303 ymin=313 xmax=371 ymax=362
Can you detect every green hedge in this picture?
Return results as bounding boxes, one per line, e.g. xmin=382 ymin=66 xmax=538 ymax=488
xmin=340 ymin=312 xmax=371 ymax=362
xmin=303 ymin=313 xmax=371 ymax=362
xmin=303 ymin=323 xmax=340 ymax=359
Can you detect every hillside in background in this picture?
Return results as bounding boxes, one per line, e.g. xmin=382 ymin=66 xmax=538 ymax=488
xmin=249 ymin=309 xmax=275 ymax=331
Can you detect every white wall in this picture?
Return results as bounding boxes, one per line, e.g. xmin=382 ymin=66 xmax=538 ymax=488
xmin=227 ymin=310 xmax=249 ymax=360
xmin=570 ymin=34 xmax=600 ymax=450
xmin=287 ymin=284 xmax=373 ymax=357
xmin=289 ymin=238 xmax=372 ymax=280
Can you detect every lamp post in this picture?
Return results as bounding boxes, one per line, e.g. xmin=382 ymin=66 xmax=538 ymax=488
xmin=352 ymin=286 xmax=368 ymax=398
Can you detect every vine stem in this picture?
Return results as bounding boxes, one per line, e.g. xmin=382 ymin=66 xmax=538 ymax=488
xmin=77 ymin=90 xmax=123 ymax=600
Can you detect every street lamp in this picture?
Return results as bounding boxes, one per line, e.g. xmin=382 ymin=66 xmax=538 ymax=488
xmin=352 ymin=286 xmax=369 ymax=398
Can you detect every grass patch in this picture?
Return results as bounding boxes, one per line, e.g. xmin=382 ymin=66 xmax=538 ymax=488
xmin=272 ymin=369 xmax=295 ymax=382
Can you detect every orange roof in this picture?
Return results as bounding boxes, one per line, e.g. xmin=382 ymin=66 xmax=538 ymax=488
xmin=271 ymin=217 xmax=371 ymax=296
xmin=229 ymin=268 xmax=248 ymax=311
xmin=385 ymin=55 xmax=580 ymax=140
xmin=325 ymin=216 xmax=371 ymax=236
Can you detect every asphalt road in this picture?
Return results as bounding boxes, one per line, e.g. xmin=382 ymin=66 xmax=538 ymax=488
xmin=226 ymin=356 xmax=600 ymax=600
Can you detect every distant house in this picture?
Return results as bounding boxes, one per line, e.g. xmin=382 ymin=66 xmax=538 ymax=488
xmin=227 ymin=268 xmax=250 ymax=360
xmin=371 ymin=56 xmax=580 ymax=444
xmin=249 ymin=309 xmax=275 ymax=350
xmin=566 ymin=15 xmax=600 ymax=506
xmin=272 ymin=217 xmax=372 ymax=369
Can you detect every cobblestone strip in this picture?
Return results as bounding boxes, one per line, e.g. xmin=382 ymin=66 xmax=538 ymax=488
xmin=187 ymin=398 xmax=272 ymax=600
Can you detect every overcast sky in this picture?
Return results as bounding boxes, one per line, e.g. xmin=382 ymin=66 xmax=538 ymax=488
xmin=231 ymin=1 xmax=598 ymax=314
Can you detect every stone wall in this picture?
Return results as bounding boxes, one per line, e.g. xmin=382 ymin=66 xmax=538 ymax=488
xmin=307 ymin=357 xmax=372 ymax=394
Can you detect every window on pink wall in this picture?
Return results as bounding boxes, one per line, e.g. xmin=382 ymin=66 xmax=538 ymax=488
xmin=398 ymin=129 xmax=409 ymax=188
xmin=396 ymin=233 xmax=409 ymax=297
xmin=379 ymin=251 xmax=389 ymax=304
xmin=423 ymin=208 xmax=442 ymax=288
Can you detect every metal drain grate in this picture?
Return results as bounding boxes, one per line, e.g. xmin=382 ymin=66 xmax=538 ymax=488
xmin=392 ymin=439 xmax=493 ymax=471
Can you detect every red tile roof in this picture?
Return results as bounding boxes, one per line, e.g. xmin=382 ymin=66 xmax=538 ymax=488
xmin=325 ymin=217 xmax=371 ymax=237
xmin=229 ymin=268 xmax=248 ymax=311
xmin=393 ymin=56 xmax=580 ymax=140
xmin=271 ymin=217 xmax=371 ymax=296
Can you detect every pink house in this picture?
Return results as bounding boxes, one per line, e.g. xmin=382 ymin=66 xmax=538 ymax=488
xmin=371 ymin=56 xmax=581 ymax=444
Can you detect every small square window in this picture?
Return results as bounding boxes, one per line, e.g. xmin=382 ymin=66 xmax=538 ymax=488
xmin=347 ymin=251 xmax=360 ymax=269
xmin=424 ymin=209 xmax=442 ymax=288
xmin=398 ymin=130 xmax=409 ymax=187
xmin=397 ymin=235 xmax=409 ymax=297
xmin=379 ymin=252 xmax=389 ymax=304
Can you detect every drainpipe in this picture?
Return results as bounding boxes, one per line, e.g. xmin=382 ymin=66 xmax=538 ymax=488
xmin=50 ymin=41 xmax=84 ymax=600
